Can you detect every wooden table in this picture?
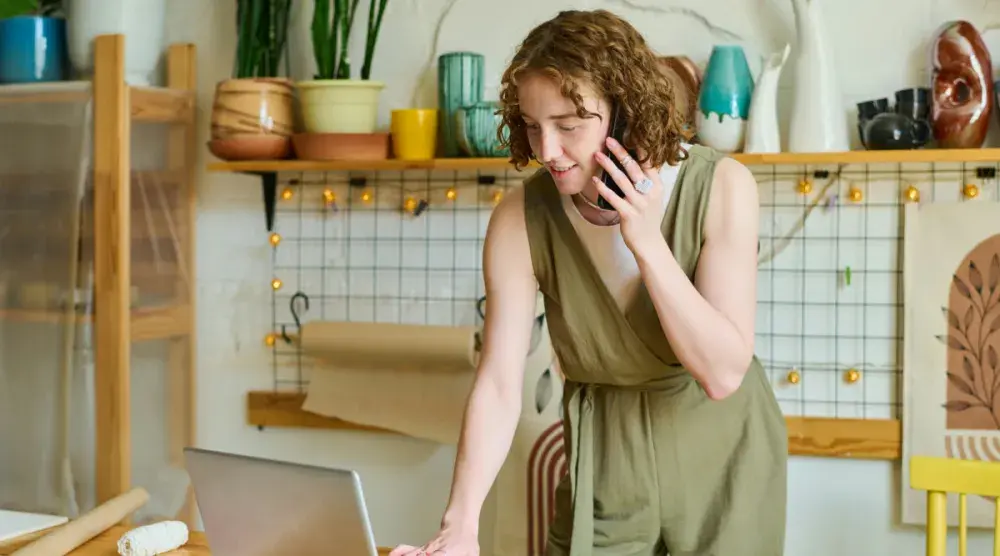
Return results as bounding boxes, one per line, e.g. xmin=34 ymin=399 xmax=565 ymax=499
xmin=0 ymin=525 xmax=394 ymax=555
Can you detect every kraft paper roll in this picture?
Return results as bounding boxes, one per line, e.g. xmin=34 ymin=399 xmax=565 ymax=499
xmin=299 ymin=321 xmax=479 ymax=373
xmin=301 ymin=311 xmax=554 ymax=445
xmin=300 ymin=321 xmax=482 ymax=444
xmin=12 ymin=488 xmax=150 ymax=556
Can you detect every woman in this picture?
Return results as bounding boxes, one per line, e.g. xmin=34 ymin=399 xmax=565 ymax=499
xmin=392 ymin=9 xmax=787 ymax=556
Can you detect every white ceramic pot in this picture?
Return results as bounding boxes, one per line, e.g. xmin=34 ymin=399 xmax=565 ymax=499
xmin=297 ymin=79 xmax=385 ymax=134
xmin=65 ymin=0 xmax=166 ymax=86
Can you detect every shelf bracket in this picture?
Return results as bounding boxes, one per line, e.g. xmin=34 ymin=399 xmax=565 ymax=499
xmin=245 ymin=171 xmax=278 ymax=232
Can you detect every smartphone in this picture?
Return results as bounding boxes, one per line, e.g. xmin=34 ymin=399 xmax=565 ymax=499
xmin=598 ymin=103 xmax=639 ymax=210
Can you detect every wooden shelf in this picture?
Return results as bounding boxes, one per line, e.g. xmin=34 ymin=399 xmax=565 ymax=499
xmin=0 ymin=81 xmax=194 ymax=123
xmin=0 ymin=303 xmax=192 ymax=341
xmin=207 ymin=157 xmax=521 ymax=173
xmin=206 ymin=147 xmax=1000 ymax=175
xmin=210 ymin=147 xmax=1000 ymax=232
xmin=247 ymin=391 xmax=901 ymax=460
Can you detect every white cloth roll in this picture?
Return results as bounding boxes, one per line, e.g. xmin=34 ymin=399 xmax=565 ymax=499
xmin=116 ymin=520 xmax=189 ymax=556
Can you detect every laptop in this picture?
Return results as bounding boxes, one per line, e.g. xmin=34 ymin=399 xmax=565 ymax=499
xmin=183 ymin=447 xmax=379 ymax=556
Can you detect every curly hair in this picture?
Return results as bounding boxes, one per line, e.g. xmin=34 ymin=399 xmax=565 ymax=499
xmin=497 ymin=9 xmax=692 ymax=171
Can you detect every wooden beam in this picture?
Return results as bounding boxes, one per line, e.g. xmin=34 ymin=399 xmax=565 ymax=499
xmin=206 ymin=148 xmax=1000 ymax=174
xmin=165 ymin=41 xmax=198 ymax=528
xmin=785 ymin=415 xmax=900 ymax=460
xmin=246 ymin=391 xmax=902 ymax=460
xmin=130 ymin=86 xmax=194 ymax=123
xmin=247 ymin=391 xmax=393 ymax=433
xmin=93 ymin=33 xmax=132 ymax=507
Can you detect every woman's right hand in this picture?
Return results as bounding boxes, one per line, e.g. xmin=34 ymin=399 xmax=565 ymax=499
xmin=388 ymin=525 xmax=480 ymax=556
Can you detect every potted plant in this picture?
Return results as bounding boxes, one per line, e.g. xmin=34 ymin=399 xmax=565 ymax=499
xmin=0 ymin=0 xmax=67 ymax=83
xmin=209 ymin=0 xmax=295 ymax=161
xmin=297 ymin=0 xmax=389 ymax=134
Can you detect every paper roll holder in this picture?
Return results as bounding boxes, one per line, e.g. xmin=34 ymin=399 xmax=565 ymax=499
xmin=280 ymin=291 xmax=310 ymax=345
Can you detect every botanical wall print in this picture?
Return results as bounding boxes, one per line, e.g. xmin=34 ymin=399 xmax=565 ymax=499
xmin=902 ymin=201 xmax=1000 ymax=528
xmin=943 ymin=247 xmax=1000 ymax=431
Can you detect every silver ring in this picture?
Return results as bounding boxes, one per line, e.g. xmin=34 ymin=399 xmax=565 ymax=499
xmin=620 ymin=154 xmax=634 ymax=166
xmin=634 ymin=177 xmax=653 ymax=194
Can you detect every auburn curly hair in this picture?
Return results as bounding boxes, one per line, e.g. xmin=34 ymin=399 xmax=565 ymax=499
xmin=497 ymin=9 xmax=692 ymax=171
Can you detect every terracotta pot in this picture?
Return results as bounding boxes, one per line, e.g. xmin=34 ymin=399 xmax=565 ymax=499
xmin=210 ymin=78 xmax=295 ymax=141
xmin=291 ymin=132 xmax=390 ymax=161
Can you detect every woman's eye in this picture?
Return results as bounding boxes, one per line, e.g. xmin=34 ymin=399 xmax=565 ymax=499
xmin=558 ymin=126 xmax=576 ymax=132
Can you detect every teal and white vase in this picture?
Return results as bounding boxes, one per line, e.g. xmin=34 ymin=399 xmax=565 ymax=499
xmin=697 ymin=45 xmax=754 ymax=153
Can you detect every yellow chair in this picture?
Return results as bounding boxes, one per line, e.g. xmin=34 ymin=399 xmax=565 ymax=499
xmin=910 ymin=455 xmax=1000 ymax=556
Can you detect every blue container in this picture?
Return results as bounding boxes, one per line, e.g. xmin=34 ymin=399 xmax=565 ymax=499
xmin=438 ymin=52 xmax=484 ymax=157
xmin=0 ymin=16 xmax=68 ymax=83
xmin=698 ymin=45 xmax=754 ymax=121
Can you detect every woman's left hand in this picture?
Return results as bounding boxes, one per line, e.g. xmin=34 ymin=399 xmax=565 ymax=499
xmin=592 ymin=136 xmax=668 ymax=256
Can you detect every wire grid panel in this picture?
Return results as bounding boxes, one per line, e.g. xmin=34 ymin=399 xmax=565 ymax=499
xmin=754 ymin=160 xmax=1000 ymax=420
xmin=265 ymin=159 xmax=1000 ymax=421
xmin=267 ymin=167 xmax=532 ymax=390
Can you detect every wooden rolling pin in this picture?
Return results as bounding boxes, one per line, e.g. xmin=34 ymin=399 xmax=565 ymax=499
xmin=12 ymin=487 xmax=150 ymax=556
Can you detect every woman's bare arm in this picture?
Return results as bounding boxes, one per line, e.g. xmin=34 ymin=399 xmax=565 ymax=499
xmin=635 ymin=157 xmax=760 ymax=400
xmin=440 ymin=185 xmax=539 ymax=532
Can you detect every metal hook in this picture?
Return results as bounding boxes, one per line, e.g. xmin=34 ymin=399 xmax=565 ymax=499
xmin=281 ymin=291 xmax=310 ymax=343
xmin=476 ymin=295 xmax=486 ymax=320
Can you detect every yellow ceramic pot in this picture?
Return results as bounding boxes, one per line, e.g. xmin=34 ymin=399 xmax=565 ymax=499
xmin=390 ymin=109 xmax=438 ymax=160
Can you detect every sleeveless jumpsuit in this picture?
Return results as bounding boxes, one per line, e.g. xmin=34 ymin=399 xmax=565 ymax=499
xmin=522 ymin=145 xmax=788 ymax=556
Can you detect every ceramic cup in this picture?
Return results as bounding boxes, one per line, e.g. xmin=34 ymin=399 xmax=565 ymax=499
xmin=391 ymin=109 xmax=438 ymax=160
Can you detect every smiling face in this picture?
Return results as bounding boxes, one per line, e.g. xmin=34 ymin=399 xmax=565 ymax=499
xmin=516 ymin=72 xmax=611 ymax=196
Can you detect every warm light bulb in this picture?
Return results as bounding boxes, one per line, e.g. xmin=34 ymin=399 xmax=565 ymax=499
xmin=264 ymin=333 xmax=276 ymax=347
xmin=271 ymin=278 xmax=282 ymax=290
xmin=269 ymin=232 xmax=281 ymax=247
xmin=323 ymin=189 xmax=336 ymax=204
xmin=786 ymin=369 xmax=800 ymax=385
xmin=844 ymin=368 xmax=861 ymax=383
xmin=445 ymin=187 xmax=457 ymax=201
xmin=963 ymin=183 xmax=980 ymax=199
xmin=796 ymin=179 xmax=812 ymax=195
xmin=904 ymin=185 xmax=920 ymax=202
xmin=492 ymin=190 xmax=503 ymax=205
xmin=847 ymin=186 xmax=863 ymax=202
xmin=281 ymin=187 xmax=293 ymax=200
xmin=361 ymin=190 xmax=373 ymax=203
xmin=403 ymin=196 xmax=418 ymax=213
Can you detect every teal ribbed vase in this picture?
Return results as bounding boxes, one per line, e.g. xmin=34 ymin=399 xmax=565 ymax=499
xmin=438 ymin=52 xmax=484 ymax=157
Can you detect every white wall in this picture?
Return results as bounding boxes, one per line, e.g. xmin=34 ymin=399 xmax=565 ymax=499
xmin=160 ymin=0 xmax=1000 ymax=554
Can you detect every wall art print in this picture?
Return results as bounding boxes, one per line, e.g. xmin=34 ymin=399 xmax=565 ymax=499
xmin=902 ymin=201 xmax=1000 ymax=528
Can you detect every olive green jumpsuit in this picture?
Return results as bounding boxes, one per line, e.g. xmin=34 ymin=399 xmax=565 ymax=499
xmin=522 ymin=145 xmax=788 ymax=556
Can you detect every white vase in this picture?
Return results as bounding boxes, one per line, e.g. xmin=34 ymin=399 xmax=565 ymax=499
xmin=745 ymin=44 xmax=791 ymax=153
xmin=786 ymin=0 xmax=850 ymax=152
xmin=65 ymin=0 xmax=166 ymax=86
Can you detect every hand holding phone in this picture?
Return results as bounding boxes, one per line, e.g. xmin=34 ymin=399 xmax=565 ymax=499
xmin=598 ymin=103 xmax=639 ymax=210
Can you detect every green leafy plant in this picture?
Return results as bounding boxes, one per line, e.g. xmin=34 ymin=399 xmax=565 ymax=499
xmin=311 ymin=0 xmax=388 ymax=80
xmin=0 ymin=0 xmax=63 ymax=19
xmin=234 ymin=0 xmax=293 ymax=78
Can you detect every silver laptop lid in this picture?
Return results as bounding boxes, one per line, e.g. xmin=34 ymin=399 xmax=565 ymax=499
xmin=183 ymin=447 xmax=378 ymax=556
